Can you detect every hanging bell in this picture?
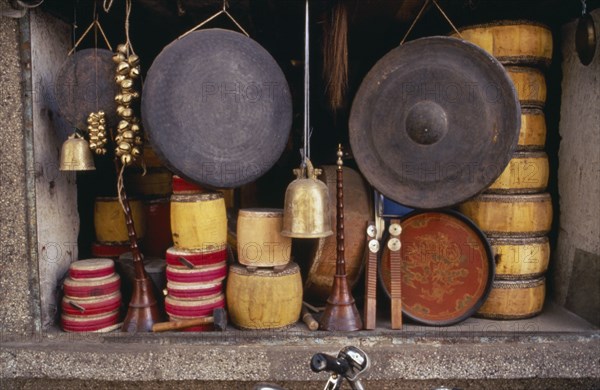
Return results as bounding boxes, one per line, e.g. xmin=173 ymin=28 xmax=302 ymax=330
xmin=281 ymin=159 xmax=333 ymax=238
xmin=59 ymin=133 xmax=96 ymax=171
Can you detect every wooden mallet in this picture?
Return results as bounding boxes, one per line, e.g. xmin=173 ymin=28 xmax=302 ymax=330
xmin=151 ymin=307 xmax=227 ymax=332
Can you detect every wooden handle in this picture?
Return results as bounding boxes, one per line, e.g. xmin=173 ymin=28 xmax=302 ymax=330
xmin=363 ymin=222 xmax=378 ymax=330
xmin=301 ymin=306 xmax=319 ymax=331
xmin=389 ymin=219 xmax=402 ymax=330
xmin=152 ymin=316 xmax=213 ymax=332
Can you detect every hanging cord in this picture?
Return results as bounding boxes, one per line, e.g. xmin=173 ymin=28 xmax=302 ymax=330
xmin=67 ymin=11 xmax=112 ymax=55
xmin=302 ymin=0 xmax=310 ymax=169
xmin=178 ymin=0 xmax=249 ymax=39
xmin=580 ymin=0 xmax=587 ymax=15
xmin=117 ymin=164 xmax=127 ymax=212
xmin=116 ymin=0 xmax=137 ymax=211
xmin=400 ymin=0 xmax=462 ymax=45
xmin=103 ymin=0 xmax=113 ymax=13
xmin=94 ymin=1 xmax=99 ymax=112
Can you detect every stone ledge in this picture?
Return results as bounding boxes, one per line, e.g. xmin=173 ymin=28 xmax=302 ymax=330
xmin=2 ymin=331 xmax=598 ymax=386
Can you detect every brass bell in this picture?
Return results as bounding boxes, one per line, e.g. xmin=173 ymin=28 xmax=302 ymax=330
xmin=59 ymin=133 xmax=95 ymax=171
xmin=281 ymin=159 xmax=333 ymax=238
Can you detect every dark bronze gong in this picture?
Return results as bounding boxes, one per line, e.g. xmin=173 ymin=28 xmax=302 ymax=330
xmin=141 ymin=29 xmax=292 ymax=188
xmin=54 ymin=48 xmax=119 ymax=131
xmin=349 ymin=36 xmax=521 ymax=209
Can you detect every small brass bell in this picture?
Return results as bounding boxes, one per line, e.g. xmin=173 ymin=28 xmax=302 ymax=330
xmin=281 ymin=159 xmax=333 ymax=238
xmin=59 ymin=133 xmax=95 ymax=171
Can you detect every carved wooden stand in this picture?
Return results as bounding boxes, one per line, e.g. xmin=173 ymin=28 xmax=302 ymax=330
xmin=319 ymin=145 xmax=362 ymax=331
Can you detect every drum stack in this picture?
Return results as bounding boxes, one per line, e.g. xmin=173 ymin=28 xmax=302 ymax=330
xmin=126 ymin=145 xmax=174 ymax=258
xmin=226 ymin=209 xmax=303 ymax=329
xmin=456 ymin=21 xmax=554 ymax=319
xmin=163 ymin=176 xmax=228 ymax=331
xmin=61 ymin=259 xmax=122 ymax=332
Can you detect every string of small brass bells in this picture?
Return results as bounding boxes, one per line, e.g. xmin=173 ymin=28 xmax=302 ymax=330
xmin=112 ymin=43 xmax=143 ymax=166
xmin=87 ymin=111 xmax=108 ymax=155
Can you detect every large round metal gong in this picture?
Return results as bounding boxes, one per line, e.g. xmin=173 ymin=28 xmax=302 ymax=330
xmin=142 ymin=29 xmax=293 ymax=188
xmin=349 ymin=36 xmax=521 ymax=209
xmin=55 ymin=48 xmax=119 ymax=131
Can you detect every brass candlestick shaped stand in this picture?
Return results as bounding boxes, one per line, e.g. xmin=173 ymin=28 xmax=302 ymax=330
xmin=319 ymin=145 xmax=363 ymax=331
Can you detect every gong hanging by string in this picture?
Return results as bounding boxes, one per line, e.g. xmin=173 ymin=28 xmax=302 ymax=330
xmin=141 ymin=0 xmax=292 ymax=188
xmin=55 ymin=5 xmax=117 ymax=134
xmin=349 ymin=0 xmax=521 ymax=209
xmin=576 ymin=0 xmax=597 ymax=66
xmin=58 ymin=2 xmax=115 ymax=171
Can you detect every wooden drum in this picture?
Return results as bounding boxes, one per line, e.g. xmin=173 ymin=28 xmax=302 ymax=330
xmin=452 ymin=21 xmax=553 ymax=67
xmin=94 ymin=197 xmax=146 ymax=244
xmin=170 ymin=192 xmax=227 ymax=250
xmin=459 ymin=193 xmax=552 ymax=236
xmin=125 ymin=168 xmax=173 ymax=197
xmin=506 ymin=66 xmax=547 ymax=109
xmin=142 ymin=197 xmax=173 ymax=258
xmin=476 ymin=277 xmax=546 ymax=319
xmin=379 ymin=211 xmax=494 ymax=326
xmin=302 ymin=166 xmax=371 ymax=302
xmin=518 ymin=108 xmax=547 ymax=151
xmin=226 ymin=262 xmax=302 ymax=329
xmin=487 ymin=151 xmax=549 ymax=193
xmin=237 ymin=208 xmax=291 ymax=267
xmin=489 ymin=236 xmax=550 ymax=280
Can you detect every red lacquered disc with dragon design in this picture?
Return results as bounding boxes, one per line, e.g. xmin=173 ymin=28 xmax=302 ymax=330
xmin=380 ymin=210 xmax=494 ymax=326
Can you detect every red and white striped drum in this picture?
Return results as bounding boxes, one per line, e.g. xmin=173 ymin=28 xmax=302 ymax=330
xmin=68 ymin=259 xmax=115 ymax=280
xmin=164 ymin=293 xmax=225 ymax=318
xmin=61 ymin=310 xmax=120 ymax=332
xmin=165 ymin=246 xmax=228 ymax=268
xmin=63 ymin=274 xmax=121 ymax=299
xmin=61 ymin=291 xmax=121 ymax=316
xmin=167 ymin=280 xmax=223 ymax=300
xmin=165 ymin=262 xmax=228 ymax=283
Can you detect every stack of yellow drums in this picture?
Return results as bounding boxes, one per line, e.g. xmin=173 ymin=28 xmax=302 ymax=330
xmin=125 ymin=145 xmax=174 ymax=258
xmin=226 ymin=208 xmax=302 ymax=329
xmin=456 ymin=21 xmax=553 ymax=319
xmin=164 ymin=176 xmax=228 ymax=331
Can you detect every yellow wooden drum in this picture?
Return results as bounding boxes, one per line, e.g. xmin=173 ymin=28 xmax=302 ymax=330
xmin=477 ymin=277 xmax=545 ymax=319
xmin=459 ymin=193 xmax=552 ymax=236
xmin=518 ymin=108 xmax=547 ymax=151
xmin=94 ymin=197 xmax=146 ymax=244
xmin=487 ymin=151 xmax=549 ymax=193
xmin=237 ymin=208 xmax=291 ymax=267
xmin=489 ymin=236 xmax=550 ymax=279
xmin=170 ymin=192 xmax=227 ymax=250
xmin=506 ymin=66 xmax=547 ymax=109
xmin=226 ymin=262 xmax=302 ymax=329
xmin=451 ymin=21 xmax=553 ymax=67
